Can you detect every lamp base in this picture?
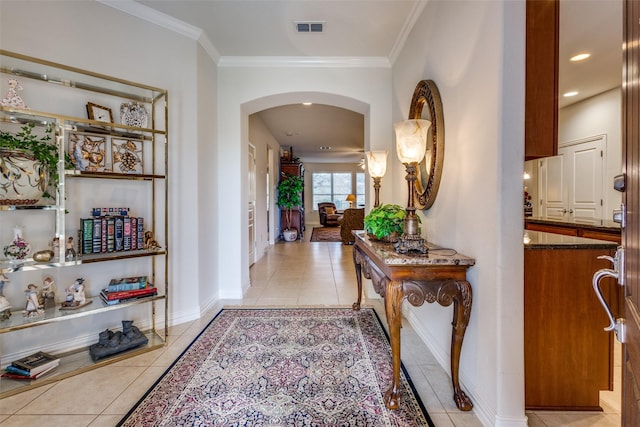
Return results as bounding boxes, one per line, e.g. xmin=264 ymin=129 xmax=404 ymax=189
xmin=394 ymin=234 xmax=428 ymax=254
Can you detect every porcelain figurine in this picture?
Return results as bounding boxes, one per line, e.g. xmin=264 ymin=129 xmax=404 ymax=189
xmin=38 ymin=276 xmax=57 ymax=310
xmin=23 ymin=284 xmax=43 ymax=317
xmin=65 ymin=236 xmax=76 ymax=259
xmin=0 ymin=273 xmax=12 ymax=320
xmin=1 ymin=78 xmax=28 ymax=109
xmin=62 ymin=277 xmax=86 ymax=307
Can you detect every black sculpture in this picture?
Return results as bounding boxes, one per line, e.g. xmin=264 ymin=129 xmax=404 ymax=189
xmin=89 ymin=320 xmax=148 ymax=361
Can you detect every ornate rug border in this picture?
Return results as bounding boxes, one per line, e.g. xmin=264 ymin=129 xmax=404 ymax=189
xmin=310 ymin=226 xmax=342 ymax=242
xmin=117 ymin=307 xmax=435 ymax=427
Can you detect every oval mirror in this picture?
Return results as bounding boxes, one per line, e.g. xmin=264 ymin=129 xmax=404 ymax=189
xmin=408 ymin=80 xmax=444 ymax=210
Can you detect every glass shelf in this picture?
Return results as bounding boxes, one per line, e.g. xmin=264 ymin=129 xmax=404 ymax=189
xmin=0 ymin=294 xmax=165 ymax=334
xmin=0 ymin=329 xmax=165 ymax=398
xmin=64 ymin=170 xmax=165 ymax=180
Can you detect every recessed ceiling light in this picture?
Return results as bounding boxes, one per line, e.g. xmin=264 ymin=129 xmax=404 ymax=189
xmin=319 ymin=146 xmax=332 ymax=150
xmin=302 ymin=102 xmax=312 ymax=106
xmin=563 ymin=91 xmax=579 ymax=97
xmin=570 ymin=53 xmax=591 ymax=62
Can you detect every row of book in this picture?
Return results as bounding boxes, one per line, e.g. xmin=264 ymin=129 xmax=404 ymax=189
xmin=100 ymin=275 xmax=157 ymax=306
xmin=79 ymin=215 xmax=144 ymax=255
xmin=2 ymin=351 xmax=60 ymax=380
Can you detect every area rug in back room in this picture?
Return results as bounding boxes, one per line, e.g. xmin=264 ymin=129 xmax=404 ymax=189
xmin=310 ymin=226 xmax=341 ymax=242
xmin=118 ymin=307 xmax=434 ymax=426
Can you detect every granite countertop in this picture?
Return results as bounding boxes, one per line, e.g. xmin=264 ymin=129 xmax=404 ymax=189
xmin=524 ymin=230 xmax=618 ymax=249
xmin=525 ymin=215 xmax=620 ymax=232
xmin=354 ymin=231 xmax=476 ymax=266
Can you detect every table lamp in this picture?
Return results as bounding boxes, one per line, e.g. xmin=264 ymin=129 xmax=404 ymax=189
xmin=366 ymin=150 xmax=388 ymax=207
xmin=346 ymin=194 xmax=356 ymax=208
xmin=394 ymin=119 xmax=431 ymax=254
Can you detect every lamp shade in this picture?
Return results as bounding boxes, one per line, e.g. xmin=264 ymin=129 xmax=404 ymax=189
xmin=394 ymin=119 xmax=431 ymax=164
xmin=366 ymin=150 xmax=388 ymax=178
xmin=346 ymin=194 xmax=356 ymax=202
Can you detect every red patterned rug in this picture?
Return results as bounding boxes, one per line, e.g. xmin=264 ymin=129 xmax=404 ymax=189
xmin=310 ymin=226 xmax=341 ymax=242
xmin=118 ymin=308 xmax=434 ymax=426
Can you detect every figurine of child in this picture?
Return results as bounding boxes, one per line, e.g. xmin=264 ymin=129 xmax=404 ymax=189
xmin=0 ymin=273 xmax=12 ymax=320
xmin=64 ymin=278 xmax=86 ymax=306
xmin=38 ymin=276 xmax=57 ymax=310
xmin=65 ymin=236 xmax=76 ymax=259
xmin=50 ymin=236 xmax=60 ymax=255
xmin=23 ymin=284 xmax=43 ymax=317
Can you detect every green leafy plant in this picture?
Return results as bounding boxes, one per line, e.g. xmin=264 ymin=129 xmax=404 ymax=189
xmin=276 ymin=172 xmax=304 ymax=231
xmin=364 ymin=204 xmax=412 ymax=239
xmin=0 ymin=122 xmax=71 ymax=198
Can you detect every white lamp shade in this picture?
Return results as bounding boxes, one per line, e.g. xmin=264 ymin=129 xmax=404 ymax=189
xmin=394 ymin=119 xmax=431 ymax=164
xmin=366 ymin=150 xmax=388 ymax=178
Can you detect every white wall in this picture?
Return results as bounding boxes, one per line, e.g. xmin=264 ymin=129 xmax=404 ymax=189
xmin=391 ymin=1 xmax=526 ymax=426
xmin=217 ymin=67 xmax=392 ymax=298
xmin=0 ymin=1 xmax=209 ymax=341
xmin=559 ymin=88 xmax=622 ymax=217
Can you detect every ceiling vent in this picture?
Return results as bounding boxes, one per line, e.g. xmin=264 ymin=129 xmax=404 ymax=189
xmin=295 ymin=21 xmax=324 ymax=33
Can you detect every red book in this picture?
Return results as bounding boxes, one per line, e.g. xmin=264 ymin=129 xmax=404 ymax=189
xmin=103 ymin=287 xmax=157 ymax=301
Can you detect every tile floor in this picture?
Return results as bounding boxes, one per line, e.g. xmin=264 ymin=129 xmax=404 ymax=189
xmin=0 ymin=234 xmax=622 ymax=426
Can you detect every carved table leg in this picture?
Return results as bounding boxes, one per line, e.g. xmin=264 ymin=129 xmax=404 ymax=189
xmin=384 ymin=279 xmax=404 ymax=410
xmin=443 ymin=279 xmax=474 ymax=411
xmin=352 ymin=247 xmax=363 ymax=310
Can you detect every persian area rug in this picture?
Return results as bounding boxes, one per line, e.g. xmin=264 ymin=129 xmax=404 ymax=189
xmin=119 ymin=307 xmax=434 ymax=427
xmin=310 ymin=226 xmax=342 ymax=242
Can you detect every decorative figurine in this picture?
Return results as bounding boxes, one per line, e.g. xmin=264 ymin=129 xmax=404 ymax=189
xmin=1 ymin=78 xmax=28 ymax=109
xmin=0 ymin=273 xmax=12 ymax=320
xmin=89 ymin=320 xmax=149 ymax=361
xmin=65 ymin=236 xmax=76 ymax=259
xmin=50 ymin=236 xmax=60 ymax=254
xmin=60 ymin=277 xmax=87 ymax=310
xmin=3 ymin=225 xmax=31 ymax=261
xmin=38 ymin=276 xmax=57 ymax=310
xmin=143 ymin=231 xmax=161 ymax=250
xmin=23 ymin=284 xmax=43 ymax=317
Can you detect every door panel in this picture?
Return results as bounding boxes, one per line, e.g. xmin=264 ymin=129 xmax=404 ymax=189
xmin=539 ymin=155 xmax=565 ymax=217
xmin=561 ymin=136 xmax=604 ymax=219
xmin=622 ymin=0 xmax=640 ymax=424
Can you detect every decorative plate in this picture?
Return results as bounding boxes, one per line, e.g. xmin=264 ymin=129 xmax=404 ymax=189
xmin=120 ymin=101 xmax=148 ymax=128
xmin=112 ymin=138 xmax=143 ymax=174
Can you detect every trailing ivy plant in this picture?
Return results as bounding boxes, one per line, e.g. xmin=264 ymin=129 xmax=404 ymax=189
xmin=0 ymin=122 xmax=71 ymax=198
xmin=364 ymin=203 xmax=415 ymax=239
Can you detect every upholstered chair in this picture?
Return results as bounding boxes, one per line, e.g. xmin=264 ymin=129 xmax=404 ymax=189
xmin=338 ymin=208 xmax=365 ymax=244
xmin=318 ymin=202 xmax=341 ymax=226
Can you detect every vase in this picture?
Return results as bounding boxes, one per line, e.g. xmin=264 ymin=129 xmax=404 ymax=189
xmin=283 ymin=229 xmax=298 ymax=242
xmin=0 ymin=148 xmax=48 ymax=205
xmin=3 ymin=226 xmax=32 ymax=260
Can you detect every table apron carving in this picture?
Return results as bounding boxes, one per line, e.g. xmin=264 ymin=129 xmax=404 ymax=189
xmin=351 ymin=238 xmax=474 ymax=411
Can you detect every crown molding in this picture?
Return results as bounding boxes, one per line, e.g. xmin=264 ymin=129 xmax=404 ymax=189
xmin=389 ymin=0 xmax=427 ymax=65
xmin=218 ymin=56 xmax=391 ymax=68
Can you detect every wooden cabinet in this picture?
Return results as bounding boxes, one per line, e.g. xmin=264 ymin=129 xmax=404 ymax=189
xmin=525 ymin=219 xmax=621 ymax=244
xmin=524 ymin=233 xmax=618 ymax=410
xmin=0 ymin=50 xmax=168 ymax=398
xmin=525 ymin=0 xmax=559 ymax=160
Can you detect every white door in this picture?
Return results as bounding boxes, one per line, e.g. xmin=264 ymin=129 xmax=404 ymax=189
xmin=560 ymin=136 xmax=604 ymax=219
xmin=248 ymin=144 xmax=256 ymax=266
xmin=538 ymin=155 xmax=566 ymax=218
xmin=538 ymin=136 xmax=604 ymax=220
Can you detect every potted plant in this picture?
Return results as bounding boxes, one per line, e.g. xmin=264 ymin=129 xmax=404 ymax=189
xmin=276 ymin=172 xmax=304 ymax=241
xmin=0 ymin=122 xmax=69 ymax=204
xmin=364 ymin=203 xmax=419 ymax=242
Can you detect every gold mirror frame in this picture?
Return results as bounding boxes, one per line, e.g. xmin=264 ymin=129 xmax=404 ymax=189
xmin=408 ymin=80 xmax=445 ymax=210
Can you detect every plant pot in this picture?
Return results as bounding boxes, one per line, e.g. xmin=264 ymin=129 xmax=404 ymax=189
xmin=367 ymin=231 xmax=399 ymax=243
xmin=283 ymin=229 xmax=298 ymax=242
xmin=0 ymin=149 xmax=48 ymax=205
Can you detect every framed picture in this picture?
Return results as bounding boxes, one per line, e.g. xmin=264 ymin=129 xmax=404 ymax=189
xmin=86 ymin=102 xmax=113 ymax=123
xmin=68 ymin=132 xmax=107 ymax=172
xmin=112 ymin=138 xmax=143 ymax=174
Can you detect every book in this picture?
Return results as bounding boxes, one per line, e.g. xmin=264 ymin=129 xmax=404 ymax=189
xmin=102 ymin=286 xmax=157 ymax=301
xmin=123 ymin=216 xmax=132 ymax=251
xmin=137 ymin=217 xmax=144 ymax=249
xmin=115 ymin=216 xmax=124 ymax=251
xmin=10 ymin=351 xmax=60 ymax=375
xmin=92 ymin=217 xmax=102 ymax=254
xmin=3 ymin=363 xmax=58 ymax=380
xmin=107 ymin=276 xmax=148 ymax=292
xmin=106 ymin=217 xmax=115 ymax=252
xmin=100 ymin=287 xmax=157 ymax=305
xmin=81 ymin=218 xmax=93 ymax=255
xmin=101 ymin=216 xmax=107 ymax=253
xmin=131 ymin=217 xmax=137 ymax=250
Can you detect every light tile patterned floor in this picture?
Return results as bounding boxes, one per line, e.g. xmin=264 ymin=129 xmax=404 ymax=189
xmin=0 ymin=234 xmax=621 ymax=426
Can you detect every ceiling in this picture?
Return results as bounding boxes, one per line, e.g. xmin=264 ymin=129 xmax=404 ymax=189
xmin=106 ymin=0 xmax=623 ymax=163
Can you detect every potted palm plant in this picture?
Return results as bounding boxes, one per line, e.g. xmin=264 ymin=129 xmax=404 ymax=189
xmin=276 ymin=172 xmax=304 ymax=241
xmin=0 ymin=122 xmax=68 ymax=204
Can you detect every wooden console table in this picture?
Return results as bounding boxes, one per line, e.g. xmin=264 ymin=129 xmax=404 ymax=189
xmin=351 ymin=231 xmax=475 ymax=411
